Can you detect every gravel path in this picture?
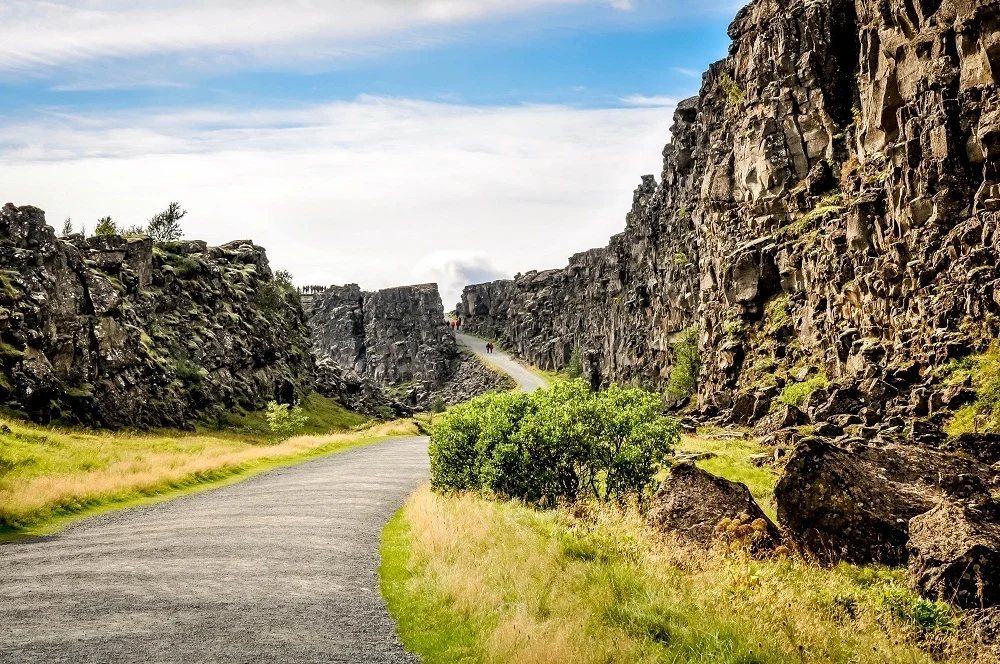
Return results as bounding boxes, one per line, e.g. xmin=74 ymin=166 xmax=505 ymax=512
xmin=0 ymin=436 xmax=428 ymax=664
xmin=457 ymin=333 xmax=549 ymax=392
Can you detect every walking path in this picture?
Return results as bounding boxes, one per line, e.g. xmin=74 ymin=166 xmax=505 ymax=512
xmin=456 ymin=332 xmax=550 ymax=392
xmin=0 ymin=437 xmax=428 ymax=664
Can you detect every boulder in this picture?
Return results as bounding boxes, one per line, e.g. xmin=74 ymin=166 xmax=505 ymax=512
xmin=754 ymin=404 xmax=808 ymax=436
xmin=648 ymin=461 xmax=779 ymax=548
xmin=775 ymin=438 xmax=992 ymax=564
xmin=908 ymin=501 xmax=1000 ymax=609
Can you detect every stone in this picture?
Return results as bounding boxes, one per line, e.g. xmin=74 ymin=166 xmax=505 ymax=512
xmin=774 ymin=437 xmax=993 ymax=565
xmin=648 ymin=461 xmax=779 ymax=549
xmin=908 ymin=501 xmax=1000 ymax=609
xmin=754 ymin=404 xmax=808 ymax=436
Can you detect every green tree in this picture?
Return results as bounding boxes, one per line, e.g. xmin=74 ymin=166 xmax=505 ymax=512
xmin=60 ymin=217 xmax=73 ymax=236
xmin=667 ymin=326 xmax=700 ymax=399
xmin=429 ymin=380 xmax=679 ymax=505
xmin=265 ymin=401 xmax=309 ymax=439
xmin=122 ymin=224 xmax=148 ymax=237
xmin=147 ymin=202 xmax=186 ymax=242
xmin=566 ymin=345 xmax=584 ymax=379
xmin=94 ymin=216 xmax=117 ymax=236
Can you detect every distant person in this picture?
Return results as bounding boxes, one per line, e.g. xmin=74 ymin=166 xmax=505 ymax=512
xmin=456 ymin=319 xmax=461 ymax=329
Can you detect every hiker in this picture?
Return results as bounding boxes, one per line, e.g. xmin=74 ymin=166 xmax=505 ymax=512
xmin=487 ymin=342 xmax=494 ymax=354
xmin=456 ymin=319 xmax=461 ymax=329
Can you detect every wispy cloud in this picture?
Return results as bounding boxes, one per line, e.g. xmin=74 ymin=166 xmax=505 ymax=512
xmin=620 ymin=94 xmax=679 ymax=107
xmin=0 ymin=0 xmax=635 ymax=77
xmin=671 ymin=67 xmax=702 ymax=78
xmin=0 ymin=97 xmax=673 ymax=295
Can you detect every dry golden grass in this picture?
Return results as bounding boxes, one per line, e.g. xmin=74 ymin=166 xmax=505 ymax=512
xmin=383 ymin=486 xmax=994 ymax=664
xmin=0 ymin=417 xmax=421 ymax=538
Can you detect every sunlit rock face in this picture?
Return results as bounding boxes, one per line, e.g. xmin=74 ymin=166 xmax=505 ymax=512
xmin=460 ymin=0 xmax=1000 ymax=432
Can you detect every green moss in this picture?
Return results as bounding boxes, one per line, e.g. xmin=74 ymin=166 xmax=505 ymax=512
xmin=667 ymin=326 xmax=700 ymax=399
xmin=943 ymin=344 xmax=1000 ymax=436
xmin=763 ymin=294 xmax=791 ymax=336
xmin=777 ymin=372 xmax=829 ymax=409
xmin=0 ymin=341 xmax=24 ymax=358
xmin=673 ymin=251 xmax=691 ymax=267
xmin=0 ymin=270 xmax=19 ymax=299
xmin=64 ymin=384 xmax=95 ymax=399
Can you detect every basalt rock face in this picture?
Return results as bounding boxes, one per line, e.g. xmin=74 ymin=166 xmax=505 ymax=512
xmin=310 ymin=283 xmax=457 ymax=391
xmin=458 ymin=0 xmax=1000 ymax=434
xmin=0 ymin=203 xmax=315 ymax=427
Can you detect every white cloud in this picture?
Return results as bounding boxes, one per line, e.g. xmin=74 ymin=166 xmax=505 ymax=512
xmin=0 ymin=0 xmax=635 ymax=76
xmin=610 ymin=0 xmax=634 ymax=9
xmin=0 ymin=97 xmax=672 ymax=303
xmin=412 ymin=252 xmax=511 ymax=311
xmin=671 ymin=67 xmax=703 ymax=79
xmin=620 ymin=94 xmax=679 ymax=107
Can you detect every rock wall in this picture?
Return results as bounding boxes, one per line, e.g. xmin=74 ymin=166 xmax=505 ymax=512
xmin=310 ymin=283 xmax=457 ymax=390
xmin=0 ymin=203 xmax=315 ymax=427
xmin=460 ymin=0 xmax=1000 ymax=432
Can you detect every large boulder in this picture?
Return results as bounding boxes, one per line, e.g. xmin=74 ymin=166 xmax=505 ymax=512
xmin=648 ymin=461 xmax=779 ymax=548
xmin=908 ymin=501 xmax=1000 ymax=609
xmin=775 ymin=438 xmax=992 ymax=564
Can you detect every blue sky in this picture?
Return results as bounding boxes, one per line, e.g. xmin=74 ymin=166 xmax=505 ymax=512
xmin=0 ymin=0 xmax=739 ymax=305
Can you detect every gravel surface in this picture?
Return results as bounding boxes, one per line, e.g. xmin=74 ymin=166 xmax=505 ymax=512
xmin=0 ymin=436 xmax=429 ymax=664
xmin=456 ymin=333 xmax=549 ymax=392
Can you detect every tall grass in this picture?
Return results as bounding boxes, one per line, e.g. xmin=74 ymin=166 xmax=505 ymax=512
xmin=0 ymin=417 xmax=420 ymax=539
xmin=383 ymin=486 xmax=984 ymax=664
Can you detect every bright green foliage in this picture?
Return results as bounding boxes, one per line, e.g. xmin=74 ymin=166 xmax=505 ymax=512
xmin=566 ymin=345 xmax=584 ymax=379
xmin=94 ymin=216 xmax=117 ymax=236
xmin=667 ymin=326 xmax=700 ymax=399
xmin=777 ymin=373 xmax=829 ymax=408
xmin=265 ymin=401 xmax=309 ymax=438
xmin=719 ymin=73 xmax=745 ymax=104
xmin=429 ymin=380 xmax=679 ymax=504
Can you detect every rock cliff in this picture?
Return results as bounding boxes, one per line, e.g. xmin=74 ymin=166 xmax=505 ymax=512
xmin=309 ymin=283 xmax=456 ymax=388
xmin=459 ymin=0 xmax=1000 ymax=434
xmin=0 ymin=203 xmax=315 ymax=427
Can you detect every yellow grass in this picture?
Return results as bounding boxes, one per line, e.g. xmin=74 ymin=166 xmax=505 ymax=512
xmin=0 ymin=417 xmax=421 ymax=539
xmin=383 ymin=486 xmax=994 ymax=664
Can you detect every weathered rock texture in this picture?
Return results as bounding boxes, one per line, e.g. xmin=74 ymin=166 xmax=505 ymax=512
xmin=309 ymin=283 xmax=457 ymax=391
xmin=458 ymin=0 xmax=1000 ymax=434
xmin=649 ymin=461 xmax=780 ymax=548
xmin=0 ymin=204 xmax=315 ymax=427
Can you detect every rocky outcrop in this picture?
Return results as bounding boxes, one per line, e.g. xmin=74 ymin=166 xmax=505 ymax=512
xmin=0 ymin=203 xmax=315 ymax=428
xmin=431 ymin=352 xmax=517 ymax=408
xmin=648 ymin=461 xmax=779 ymax=548
xmin=774 ymin=438 xmax=994 ymax=564
xmin=457 ymin=0 xmax=1000 ymax=443
xmin=908 ymin=500 xmax=1000 ymax=609
xmin=313 ymin=359 xmax=411 ymax=419
xmin=309 ymin=283 xmax=457 ymax=390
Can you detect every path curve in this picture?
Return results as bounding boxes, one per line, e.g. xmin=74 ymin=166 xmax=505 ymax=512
xmin=457 ymin=333 xmax=549 ymax=392
xmin=0 ymin=437 xmax=428 ymax=664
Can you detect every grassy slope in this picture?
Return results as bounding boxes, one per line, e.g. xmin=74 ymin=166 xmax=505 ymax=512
xmin=383 ymin=431 xmax=979 ymax=663
xmin=0 ymin=395 xmax=418 ymax=541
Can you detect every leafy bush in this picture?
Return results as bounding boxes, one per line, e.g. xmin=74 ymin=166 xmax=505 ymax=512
xmin=265 ymin=401 xmax=309 ymax=438
xmin=667 ymin=326 xmax=700 ymax=399
xmin=566 ymin=345 xmax=584 ymax=380
xmin=429 ymin=380 xmax=679 ymax=504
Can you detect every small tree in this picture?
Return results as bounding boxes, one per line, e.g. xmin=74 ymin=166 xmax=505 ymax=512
xmin=265 ymin=401 xmax=309 ymax=438
xmin=122 ymin=224 xmax=148 ymax=237
xmin=94 ymin=216 xmax=117 ymax=236
xmin=566 ymin=345 xmax=584 ymax=379
xmin=667 ymin=325 xmax=700 ymax=399
xmin=147 ymin=202 xmax=186 ymax=242
xmin=60 ymin=217 xmax=74 ymax=236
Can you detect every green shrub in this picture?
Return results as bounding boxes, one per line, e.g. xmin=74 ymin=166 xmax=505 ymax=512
xmin=718 ymin=73 xmax=744 ymax=105
xmin=94 ymin=216 xmax=117 ymax=236
xmin=668 ymin=326 xmax=700 ymax=399
xmin=265 ymin=401 xmax=309 ymax=438
xmin=429 ymin=396 xmax=447 ymax=414
xmin=566 ymin=346 xmax=584 ymax=380
xmin=429 ymin=380 xmax=679 ymax=504
xmin=944 ymin=344 xmax=1000 ymax=435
